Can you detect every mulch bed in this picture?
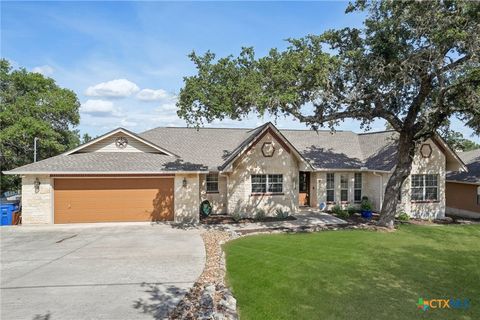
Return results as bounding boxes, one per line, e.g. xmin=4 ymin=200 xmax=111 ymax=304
xmin=331 ymin=212 xmax=480 ymax=226
xmin=341 ymin=212 xmax=380 ymax=224
xmin=201 ymin=214 xmax=296 ymax=225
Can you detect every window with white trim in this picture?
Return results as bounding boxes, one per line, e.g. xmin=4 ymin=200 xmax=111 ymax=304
xmin=354 ymin=173 xmax=362 ymax=202
xmin=411 ymin=174 xmax=438 ymax=201
xmin=326 ymin=173 xmax=335 ymax=202
xmin=340 ymin=175 xmax=348 ymax=202
xmin=206 ymin=174 xmax=219 ymax=193
xmin=251 ymin=174 xmax=283 ymax=194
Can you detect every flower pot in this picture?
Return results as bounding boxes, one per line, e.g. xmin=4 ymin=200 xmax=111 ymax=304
xmin=361 ymin=210 xmax=372 ymax=219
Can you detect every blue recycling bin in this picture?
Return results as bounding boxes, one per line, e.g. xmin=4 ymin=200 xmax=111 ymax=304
xmin=1 ymin=201 xmax=20 ymax=226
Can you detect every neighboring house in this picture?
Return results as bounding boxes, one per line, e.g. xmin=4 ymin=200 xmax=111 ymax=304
xmin=4 ymin=122 xmax=465 ymax=224
xmin=446 ymin=149 xmax=480 ymax=218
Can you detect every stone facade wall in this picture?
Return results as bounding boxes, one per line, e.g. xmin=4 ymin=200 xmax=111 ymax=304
xmin=226 ymin=132 xmax=299 ymax=217
xmin=199 ymin=174 xmax=228 ymax=214
xmin=21 ymin=175 xmax=53 ymax=224
xmin=174 ymin=174 xmax=200 ymax=223
xmin=396 ymin=139 xmax=446 ymax=219
xmin=311 ymin=140 xmax=446 ymax=219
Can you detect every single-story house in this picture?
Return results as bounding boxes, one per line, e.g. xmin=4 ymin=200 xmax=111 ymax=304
xmin=446 ymin=149 xmax=480 ymax=218
xmin=4 ymin=122 xmax=465 ymax=224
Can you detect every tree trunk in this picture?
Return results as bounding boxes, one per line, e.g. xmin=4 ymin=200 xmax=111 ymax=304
xmin=378 ymin=131 xmax=417 ymax=228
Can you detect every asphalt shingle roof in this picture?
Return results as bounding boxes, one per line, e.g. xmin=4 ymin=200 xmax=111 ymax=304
xmin=6 ymin=152 xmax=207 ymax=174
xmin=6 ymin=124 xmax=403 ymax=174
xmin=446 ymin=149 xmax=480 ymax=184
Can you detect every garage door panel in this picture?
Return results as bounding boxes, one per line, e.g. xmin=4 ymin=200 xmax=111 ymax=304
xmin=54 ymin=178 xmax=174 ymax=223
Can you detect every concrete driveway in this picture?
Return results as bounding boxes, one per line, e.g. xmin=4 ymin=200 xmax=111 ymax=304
xmin=0 ymin=223 xmax=205 ymax=320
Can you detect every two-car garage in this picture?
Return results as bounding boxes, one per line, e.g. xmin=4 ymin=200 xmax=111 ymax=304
xmin=53 ymin=177 xmax=174 ymax=224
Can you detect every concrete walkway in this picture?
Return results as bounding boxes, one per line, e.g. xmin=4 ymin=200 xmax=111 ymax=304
xmin=204 ymin=209 xmax=347 ymax=232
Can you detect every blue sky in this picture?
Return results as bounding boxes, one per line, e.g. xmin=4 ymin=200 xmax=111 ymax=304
xmin=2 ymin=1 xmax=478 ymax=142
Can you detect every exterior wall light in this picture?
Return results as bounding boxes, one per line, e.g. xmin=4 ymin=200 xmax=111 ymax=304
xmin=34 ymin=177 xmax=41 ymax=193
xmin=182 ymin=177 xmax=187 ymax=188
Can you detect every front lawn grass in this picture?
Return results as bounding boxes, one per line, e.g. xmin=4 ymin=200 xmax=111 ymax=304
xmin=224 ymin=225 xmax=480 ymax=320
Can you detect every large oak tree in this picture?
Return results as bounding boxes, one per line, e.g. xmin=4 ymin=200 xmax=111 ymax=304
xmin=177 ymin=0 xmax=480 ymax=227
xmin=0 ymin=59 xmax=81 ymax=192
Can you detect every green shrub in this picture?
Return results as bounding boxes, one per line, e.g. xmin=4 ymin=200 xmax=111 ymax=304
xmin=347 ymin=206 xmax=356 ymax=215
xmin=255 ymin=209 xmax=266 ymax=220
xmin=361 ymin=199 xmax=373 ymax=211
xmin=275 ymin=209 xmax=289 ymax=219
xmin=232 ymin=212 xmax=243 ymax=222
xmin=332 ymin=205 xmax=343 ymax=215
xmin=337 ymin=210 xmax=350 ymax=219
xmin=396 ymin=212 xmax=410 ymax=221
xmin=332 ymin=205 xmax=350 ymax=219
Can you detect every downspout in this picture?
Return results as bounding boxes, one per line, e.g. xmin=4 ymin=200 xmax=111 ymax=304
xmin=373 ymin=172 xmax=383 ymax=212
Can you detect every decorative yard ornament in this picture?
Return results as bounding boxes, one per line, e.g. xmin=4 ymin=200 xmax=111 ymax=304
xmin=115 ymin=137 xmax=128 ymax=149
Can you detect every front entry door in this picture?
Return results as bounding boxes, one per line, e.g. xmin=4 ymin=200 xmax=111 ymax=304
xmin=299 ymin=172 xmax=310 ymax=206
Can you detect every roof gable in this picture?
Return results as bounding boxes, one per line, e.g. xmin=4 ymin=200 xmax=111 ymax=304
xmin=220 ymin=122 xmax=314 ymax=172
xmin=65 ymin=128 xmax=176 ymax=156
xmin=431 ymin=135 xmax=467 ymax=172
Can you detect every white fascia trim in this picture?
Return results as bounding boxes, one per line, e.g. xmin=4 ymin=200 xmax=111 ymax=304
xmin=313 ymin=168 xmax=391 ymax=173
xmin=5 ymin=171 xmax=208 ymax=175
xmin=64 ymin=128 xmax=177 ymax=157
xmin=446 ymin=180 xmax=480 ymax=186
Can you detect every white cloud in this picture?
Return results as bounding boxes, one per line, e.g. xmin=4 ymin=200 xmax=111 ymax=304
xmin=155 ymin=102 xmax=178 ymax=113
xmin=32 ymin=65 xmax=54 ymax=76
xmin=120 ymin=119 xmax=138 ymax=127
xmin=80 ymin=99 xmax=120 ymax=117
xmin=136 ymin=88 xmax=175 ymax=101
xmin=85 ymin=79 xmax=139 ymax=97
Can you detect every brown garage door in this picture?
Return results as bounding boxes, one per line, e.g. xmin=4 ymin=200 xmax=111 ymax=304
xmin=54 ymin=177 xmax=174 ymax=223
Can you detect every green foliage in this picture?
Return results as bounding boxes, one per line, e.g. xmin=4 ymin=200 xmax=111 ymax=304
xmin=337 ymin=210 xmax=350 ymax=220
xmin=331 ymin=205 xmax=343 ymax=215
xmin=275 ymin=208 xmax=289 ymax=219
xmin=347 ymin=205 xmax=357 ymax=215
xmin=361 ymin=199 xmax=373 ymax=211
xmin=441 ymin=129 xmax=480 ymax=151
xmin=332 ymin=205 xmax=349 ymax=219
xmin=254 ymin=209 xmax=266 ymax=221
xmin=178 ymin=1 xmax=480 ymax=135
xmin=0 ymin=59 xmax=80 ymax=191
xmin=232 ymin=212 xmax=243 ymax=222
xmin=396 ymin=212 xmax=410 ymax=221
xmin=81 ymin=133 xmax=94 ymax=144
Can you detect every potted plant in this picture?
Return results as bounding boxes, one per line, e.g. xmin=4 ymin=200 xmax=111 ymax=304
xmin=360 ymin=197 xmax=373 ymax=219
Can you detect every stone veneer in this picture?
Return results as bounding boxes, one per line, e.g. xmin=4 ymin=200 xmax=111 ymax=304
xmin=226 ymin=132 xmax=300 ymax=217
xmin=21 ymin=175 xmax=53 ymax=224
xmin=174 ymin=174 xmax=200 ymax=223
